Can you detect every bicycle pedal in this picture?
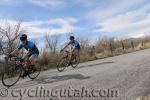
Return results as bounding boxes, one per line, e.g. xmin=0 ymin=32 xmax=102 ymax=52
xmin=21 ymin=71 xmax=28 ymax=78
xmin=68 ymin=62 xmax=72 ymax=66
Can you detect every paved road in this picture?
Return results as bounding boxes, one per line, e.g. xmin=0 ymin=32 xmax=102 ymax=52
xmin=1 ymin=49 xmax=150 ymax=100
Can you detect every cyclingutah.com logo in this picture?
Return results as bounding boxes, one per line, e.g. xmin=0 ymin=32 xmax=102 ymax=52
xmin=0 ymin=88 xmax=8 ymax=97
xmin=0 ymin=86 xmax=119 ymax=100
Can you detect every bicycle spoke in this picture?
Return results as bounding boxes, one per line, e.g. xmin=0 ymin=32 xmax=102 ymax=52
xmin=28 ymin=64 xmax=41 ymax=80
xmin=2 ymin=66 xmax=22 ymax=87
xmin=71 ymin=56 xmax=80 ymax=68
xmin=57 ymin=58 xmax=67 ymax=72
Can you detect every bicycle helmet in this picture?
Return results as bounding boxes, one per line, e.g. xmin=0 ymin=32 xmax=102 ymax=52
xmin=20 ymin=34 xmax=27 ymax=41
xmin=69 ymin=36 xmax=75 ymax=40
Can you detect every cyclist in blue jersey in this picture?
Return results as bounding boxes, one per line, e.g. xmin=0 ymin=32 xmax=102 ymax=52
xmin=9 ymin=34 xmax=39 ymax=67
xmin=61 ymin=36 xmax=80 ymax=65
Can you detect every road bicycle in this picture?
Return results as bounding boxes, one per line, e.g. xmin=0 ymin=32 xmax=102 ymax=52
xmin=57 ymin=50 xmax=80 ymax=72
xmin=1 ymin=55 xmax=41 ymax=87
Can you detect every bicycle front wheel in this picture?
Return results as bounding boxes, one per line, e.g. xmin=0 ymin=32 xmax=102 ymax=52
xmin=2 ymin=65 xmax=22 ymax=87
xmin=57 ymin=58 xmax=68 ymax=72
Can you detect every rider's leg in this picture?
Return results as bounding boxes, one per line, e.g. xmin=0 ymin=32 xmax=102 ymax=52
xmin=69 ymin=49 xmax=78 ymax=63
xmin=26 ymin=54 xmax=32 ymax=68
xmin=27 ymin=54 xmax=38 ymax=68
xmin=73 ymin=49 xmax=80 ymax=61
xmin=68 ymin=50 xmax=74 ymax=65
xmin=22 ymin=54 xmax=38 ymax=78
xmin=72 ymin=49 xmax=78 ymax=58
xmin=29 ymin=55 xmax=38 ymax=65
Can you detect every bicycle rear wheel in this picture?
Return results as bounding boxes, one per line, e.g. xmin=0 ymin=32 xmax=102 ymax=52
xmin=2 ymin=64 xmax=22 ymax=87
xmin=71 ymin=56 xmax=80 ymax=68
xmin=57 ymin=57 xmax=68 ymax=72
xmin=28 ymin=64 xmax=41 ymax=80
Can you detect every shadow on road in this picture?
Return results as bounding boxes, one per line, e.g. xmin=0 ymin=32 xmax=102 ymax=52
xmin=10 ymin=74 xmax=90 ymax=89
xmin=79 ymin=61 xmax=116 ymax=69
xmin=36 ymin=74 xmax=91 ymax=84
xmin=9 ymin=61 xmax=114 ymax=89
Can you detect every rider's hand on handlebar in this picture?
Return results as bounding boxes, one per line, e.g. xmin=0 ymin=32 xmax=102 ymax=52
xmin=8 ymin=54 xmax=13 ymax=58
xmin=60 ymin=49 xmax=64 ymax=52
xmin=19 ymin=59 xmax=24 ymax=64
xmin=20 ymin=59 xmax=24 ymax=63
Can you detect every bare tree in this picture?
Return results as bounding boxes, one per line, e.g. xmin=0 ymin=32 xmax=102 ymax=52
xmin=78 ymin=37 xmax=90 ymax=51
xmin=0 ymin=21 xmax=25 ymax=55
xmin=0 ymin=37 xmax=2 ymax=54
xmin=45 ymin=34 xmax=59 ymax=54
xmin=95 ymin=36 xmax=110 ymax=53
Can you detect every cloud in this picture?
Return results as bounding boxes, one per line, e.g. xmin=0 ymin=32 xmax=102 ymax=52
xmin=28 ymin=0 xmax=67 ymax=10
xmin=87 ymin=0 xmax=145 ymax=20
xmin=88 ymin=0 xmax=150 ymax=38
xmin=25 ymin=19 xmax=77 ymax=38
xmin=73 ymin=0 xmax=100 ymax=7
xmin=0 ymin=18 xmax=78 ymax=39
xmin=0 ymin=0 xmax=67 ymax=10
xmin=0 ymin=0 xmax=23 ymax=6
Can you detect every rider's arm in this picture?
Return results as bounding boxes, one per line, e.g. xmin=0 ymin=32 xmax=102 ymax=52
xmin=71 ymin=47 xmax=76 ymax=55
xmin=62 ymin=44 xmax=69 ymax=50
xmin=62 ymin=41 xmax=72 ymax=50
xmin=10 ymin=45 xmax=23 ymax=56
xmin=10 ymin=48 xmax=19 ymax=56
xmin=22 ymin=51 xmax=31 ymax=60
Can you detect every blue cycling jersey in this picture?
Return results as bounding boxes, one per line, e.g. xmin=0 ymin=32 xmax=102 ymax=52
xmin=68 ymin=40 xmax=80 ymax=50
xmin=18 ymin=41 xmax=39 ymax=55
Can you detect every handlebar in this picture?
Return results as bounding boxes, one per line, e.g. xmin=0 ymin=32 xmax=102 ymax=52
xmin=60 ymin=50 xmax=70 ymax=53
xmin=6 ymin=55 xmax=21 ymax=62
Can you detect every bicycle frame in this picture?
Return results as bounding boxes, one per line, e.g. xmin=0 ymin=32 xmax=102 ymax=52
xmin=2 ymin=55 xmax=41 ymax=87
xmin=57 ymin=50 xmax=80 ymax=72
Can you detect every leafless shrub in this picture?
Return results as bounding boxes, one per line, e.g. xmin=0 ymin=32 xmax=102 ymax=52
xmin=0 ymin=21 xmax=26 ymax=74
xmin=0 ymin=21 xmax=25 ymax=55
xmin=45 ymin=34 xmax=59 ymax=54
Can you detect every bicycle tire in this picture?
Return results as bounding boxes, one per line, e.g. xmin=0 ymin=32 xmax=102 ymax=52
xmin=71 ymin=56 xmax=80 ymax=68
xmin=2 ymin=65 xmax=22 ymax=87
xmin=57 ymin=57 xmax=68 ymax=72
xmin=28 ymin=64 xmax=41 ymax=80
